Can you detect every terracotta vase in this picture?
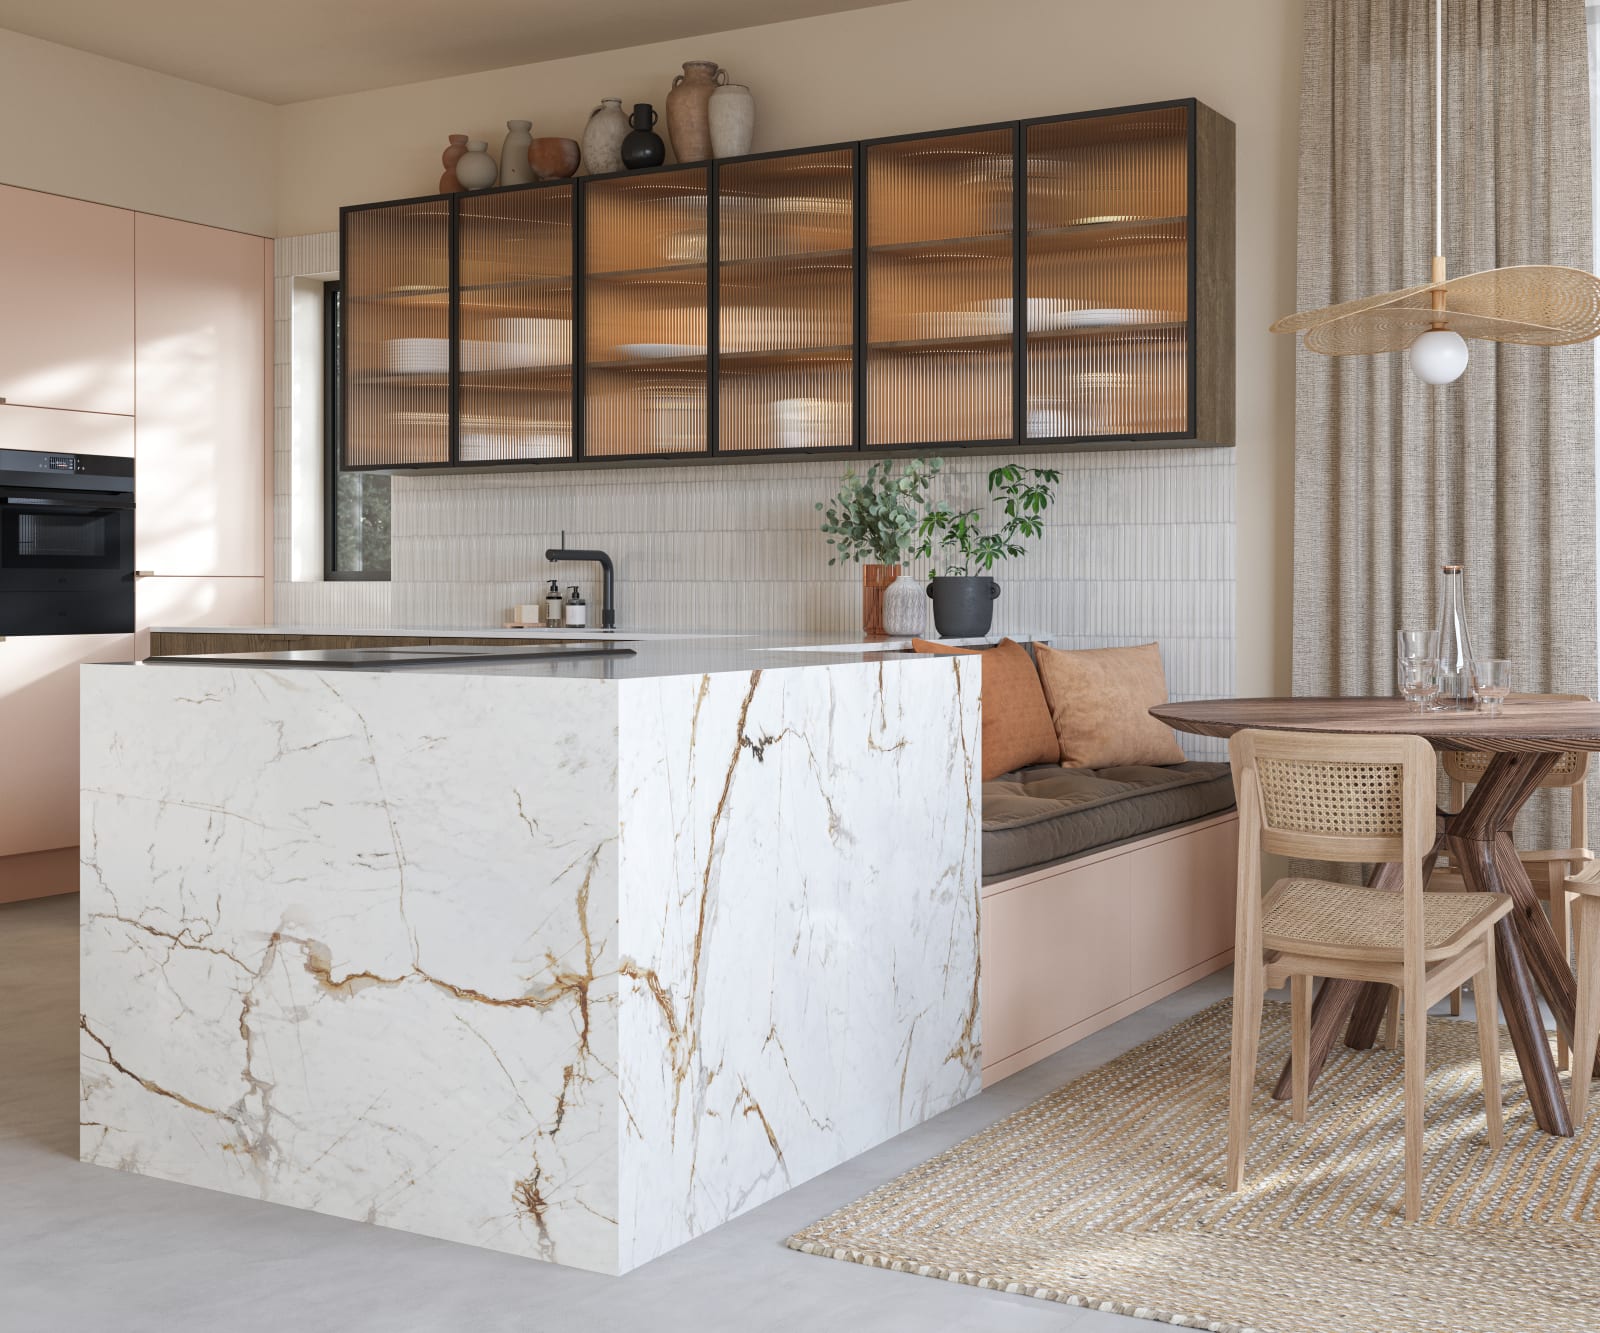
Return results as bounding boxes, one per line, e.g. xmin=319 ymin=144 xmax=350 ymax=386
xmin=500 ymin=120 xmax=535 ymax=186
xmin=528 ymin=137 xmax=581 ymax=180
xmin=455 ymin=140 xmax=498 ymax=191
xmin=862 ymin=563 xmax=901 ymax=638
xmin=665 ymin=60 xmax=724 ymax=163
xmin=583 ymin=97 xmax=629 ymax=174
xmin=708 ymin=83 xmax=755 ymax=158
xmin=439 ymin=133 xmax=469 ymax=193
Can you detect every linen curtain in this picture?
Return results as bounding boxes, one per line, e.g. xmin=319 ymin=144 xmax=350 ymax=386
xmin=1292 ymin=0 xmax=1597 ymax=843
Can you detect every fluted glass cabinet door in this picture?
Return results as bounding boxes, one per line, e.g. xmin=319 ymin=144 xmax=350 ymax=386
xmin=583 ymin=167 xmax=710 ymax=458
xmin=1024 ymin=106 xmax=1190 ymax=441
xmin=864 ymin=126 xmax=1015 ymax=447
xmin=717 ymin=148 xmax=854 ymax=453
xmin=343 ymin=198 xmax=452 ymax=467
xmin=457 ymin=185 xmax=575 ymax=462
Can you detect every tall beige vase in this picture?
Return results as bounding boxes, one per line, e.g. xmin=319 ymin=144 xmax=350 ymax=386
xmin=709 ymin=83 xmax=755 ymax=158
xmin=665 ymin=60 xmax=723 ymax=163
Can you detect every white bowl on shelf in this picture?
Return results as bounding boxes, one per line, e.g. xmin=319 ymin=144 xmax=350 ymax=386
xmin=384 ymin=338 xmax=450 ymax=374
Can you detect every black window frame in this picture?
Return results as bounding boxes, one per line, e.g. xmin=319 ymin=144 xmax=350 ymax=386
xmin=322 ymin=280 xmax=392 ymax=582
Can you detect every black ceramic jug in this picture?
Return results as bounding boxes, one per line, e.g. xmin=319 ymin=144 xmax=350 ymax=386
xmin=621 ymin=103 xmax=665 ymax=170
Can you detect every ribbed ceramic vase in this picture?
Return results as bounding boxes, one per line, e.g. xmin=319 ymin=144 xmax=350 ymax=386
xmin=499 ymin=120 xmax=534 ymax=185
xmin=455 ymin=140 xmax=498 ymax=190
xmin=583 ymin=97 xmax=629 ymax=174
xmin=708 ymin=83 xmax=755 ymax=158
xmin=882 ymin=573 xmax=927 ymax=637
xmin=665 ymin=61 xmax=723 ymax=162
xmin=438 ymin=134 xmax=469 ymax=193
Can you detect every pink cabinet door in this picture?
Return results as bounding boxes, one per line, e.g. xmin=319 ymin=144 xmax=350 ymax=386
xmin=0 ymin=185 xmax=135 ymax=416
xmin=0 ymin=403 xmax=134 ymax=457
xmin=135 ymin=214 xmax=269 ymax=578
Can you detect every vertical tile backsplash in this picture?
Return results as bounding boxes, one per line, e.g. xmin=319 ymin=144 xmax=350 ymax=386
xmin=273 ymin=235 xmax=1235 ymax=753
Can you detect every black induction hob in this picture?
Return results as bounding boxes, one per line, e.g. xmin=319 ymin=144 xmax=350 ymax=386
xmin=144 ymin=643 xmax=638 ymax=669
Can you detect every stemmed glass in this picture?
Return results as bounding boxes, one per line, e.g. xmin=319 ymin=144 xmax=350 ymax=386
xmin=1397 ymin=630 xmax=1442 ymax=713
xmin=1472 ymin=659 xmax=1512 ymax=716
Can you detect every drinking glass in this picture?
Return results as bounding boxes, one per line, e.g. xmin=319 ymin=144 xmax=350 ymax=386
xmin=1396 ymin=629 xmax=1441 ymax=713
xmin=1472 ymin=659 xmax=1512 ymax=716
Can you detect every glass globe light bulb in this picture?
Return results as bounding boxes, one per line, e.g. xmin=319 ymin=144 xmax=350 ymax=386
xmin=1409 ymin=328 xmax=1469 ymax=384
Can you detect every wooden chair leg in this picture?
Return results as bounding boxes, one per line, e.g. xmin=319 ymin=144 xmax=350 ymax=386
xmin=1227 ymin=948 xmax=1266 ymax=1192
xmin=1291 ymin=973 xmax=1312 ymax=1124
xmin=1548 ymin=863 xmax=1573 ymax=1068
xmin=1403 ymin=978 xmax=1428 ymax=1222
xmin=1383 ymin=986 xmax=1400 ymax=1050
xmin=1449 ymin=987 xmax=1462 ymax=1017
xmin=1572 ymin=898 xmax=1600 ymax=1127
xmin=1474 ymin=943 xmax=1503 ymax=1150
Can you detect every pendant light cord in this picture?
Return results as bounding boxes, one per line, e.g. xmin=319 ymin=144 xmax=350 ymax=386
xmin=1435 ymin=0 xmax=1444 ymax=258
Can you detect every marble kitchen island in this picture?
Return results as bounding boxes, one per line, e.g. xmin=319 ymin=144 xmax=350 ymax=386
xmin=78 ymin=638 xmax=980 ymax=1274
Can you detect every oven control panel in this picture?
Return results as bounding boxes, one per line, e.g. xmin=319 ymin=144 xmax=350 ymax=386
xmin=40 ymin=454 xmax=87 ymax=473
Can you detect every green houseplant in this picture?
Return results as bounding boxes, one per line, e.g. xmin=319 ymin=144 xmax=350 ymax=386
xmin=918 ymin=464 xmax=1061 ymax=637
xmin=817 ymin=458 xmax=942 ymax=635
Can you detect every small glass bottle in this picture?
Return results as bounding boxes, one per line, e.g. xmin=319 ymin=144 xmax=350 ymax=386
xmin=1435 ymin=563 xmax=1477 ymax=710
xmin=564 ymin=585 xmax=588 ymax=628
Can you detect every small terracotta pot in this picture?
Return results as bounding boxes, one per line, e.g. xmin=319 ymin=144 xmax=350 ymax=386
xmin=862 ymin=563 xmax=901 ymax=638
xmin=528 ymin=137 xmax=581 ymax=180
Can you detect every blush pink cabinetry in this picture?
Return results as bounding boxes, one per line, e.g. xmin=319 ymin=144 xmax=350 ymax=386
xmin=980 ymin=813 xmax=1238 ymax=1084
xmin=0 ymin=186 xmax=135 ymax=416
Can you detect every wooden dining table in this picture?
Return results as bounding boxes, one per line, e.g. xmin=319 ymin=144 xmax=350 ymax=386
xmin=1152 ymin=695 xmax=1600 ymax=1138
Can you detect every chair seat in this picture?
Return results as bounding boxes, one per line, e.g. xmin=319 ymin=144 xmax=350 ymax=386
xmin=1262 ymin=877 xmax=1510 ymax=962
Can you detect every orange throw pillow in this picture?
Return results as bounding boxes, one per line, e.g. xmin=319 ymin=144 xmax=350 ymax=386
xmin=1033 ymin=642 xmax=1187 ymax=769
xmin=912 ymin=638 xmax=1059 ymax=781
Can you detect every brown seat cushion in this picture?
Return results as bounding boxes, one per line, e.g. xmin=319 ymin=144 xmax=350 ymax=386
xmin=1034 ymin=641 xmax=1187 ymax=769
xmin=982 ymin=761 xmax=1236 ymax=880
xmin=912 ymin=637 xmax=1059 ymax=782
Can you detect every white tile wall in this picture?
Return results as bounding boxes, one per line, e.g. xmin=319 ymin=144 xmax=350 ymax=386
xmin=273 ymin=234 xmax=1236 ymax=753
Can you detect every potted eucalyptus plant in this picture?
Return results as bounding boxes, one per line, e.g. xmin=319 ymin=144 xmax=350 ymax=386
xmin=817 ymin=457 xmax=942 ymax=636
xmin=918 ymin=463 xmax=1061 ymax=638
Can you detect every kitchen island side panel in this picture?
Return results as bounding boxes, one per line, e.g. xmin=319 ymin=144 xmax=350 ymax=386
xmin=78 ymin=665 xmax=625 ymax=1271
xmin=614 ymin=656 xmax=982 ymax=1270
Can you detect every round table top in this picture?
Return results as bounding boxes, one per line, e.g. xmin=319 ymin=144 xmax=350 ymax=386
xmin=1151 ymin=696 xmax=1600 ymax=752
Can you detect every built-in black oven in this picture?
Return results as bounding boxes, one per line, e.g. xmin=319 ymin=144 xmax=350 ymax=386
xmin=0 ymin=449 xmax=135 ymax=636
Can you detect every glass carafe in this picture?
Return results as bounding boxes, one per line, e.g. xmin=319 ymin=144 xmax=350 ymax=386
xmin=1435 ymin=564 xmax=1477 ymax=710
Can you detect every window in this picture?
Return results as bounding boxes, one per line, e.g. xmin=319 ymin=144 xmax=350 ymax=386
xmin=324 ymin=281 xmax=392 ymax=580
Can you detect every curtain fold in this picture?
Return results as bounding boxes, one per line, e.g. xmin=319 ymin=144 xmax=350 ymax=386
xmin=1292 ymin=0 xmax=1597 ymax=842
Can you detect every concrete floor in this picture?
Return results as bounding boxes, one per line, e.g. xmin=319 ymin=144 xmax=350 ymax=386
xmin=2 ymin=893 xmax=1234 ymax=1333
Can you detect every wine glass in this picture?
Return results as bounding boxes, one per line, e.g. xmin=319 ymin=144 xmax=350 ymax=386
xmin=1397 ymin=630 xmax=1442 ymax=713
xmin=1472 ymin=659 xmax=1512 ymax=716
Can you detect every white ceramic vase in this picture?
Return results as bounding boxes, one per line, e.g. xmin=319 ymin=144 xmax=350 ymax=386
xmin=455 ymin=140 xmax=498 ymax=190
xmin=583 ymin=97 xmax=629 ymax=174
xmin=708 ymin=83 xmax=755 ymax=158
xmin=499 ymin=120 xmax=534 ymax=185
xmin=882 ymin=573 xmax=927 ymax=638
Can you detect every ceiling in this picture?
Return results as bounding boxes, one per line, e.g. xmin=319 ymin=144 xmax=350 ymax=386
xmin=0 ymin=0 xmax=907 ymax=104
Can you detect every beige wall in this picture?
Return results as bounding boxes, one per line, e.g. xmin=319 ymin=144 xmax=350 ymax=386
xmin=275 ymin=0 xmax=1300 ymax=693
xmin=0 ymin=27 xmax=275 ymax=235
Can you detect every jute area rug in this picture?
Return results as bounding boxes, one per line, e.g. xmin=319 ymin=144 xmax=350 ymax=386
xmin=788 ymin=1000 xmax=1600 ymax=1333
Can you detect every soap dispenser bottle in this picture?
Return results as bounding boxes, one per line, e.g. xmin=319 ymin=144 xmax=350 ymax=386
xmin=544 ymin=579 xmax=564 ymax=626
xmin=564 ymin=585 xmax=588 ymax=628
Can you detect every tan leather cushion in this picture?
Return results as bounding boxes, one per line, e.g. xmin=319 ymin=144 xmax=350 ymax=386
xmin=912 ymin=638 xmax=1059 ymax=781
xmin=1033 ymin=642 xmax=1188 ymax=768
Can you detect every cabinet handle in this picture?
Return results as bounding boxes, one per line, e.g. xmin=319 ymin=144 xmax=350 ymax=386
xmin=134 ymin=571 xmax=157 ymax=579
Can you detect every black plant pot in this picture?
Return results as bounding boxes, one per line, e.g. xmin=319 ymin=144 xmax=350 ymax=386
xmin=926 ymin=576 xmax=1000 ymax=639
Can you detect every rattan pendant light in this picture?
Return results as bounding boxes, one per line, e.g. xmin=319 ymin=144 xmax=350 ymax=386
xmin=1271 ymin=0 xmax=1600 ymax=383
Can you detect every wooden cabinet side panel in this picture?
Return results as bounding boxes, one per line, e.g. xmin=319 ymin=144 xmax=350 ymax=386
xmin=135 ymin=215 xmax=269 ymax=577
xmin=0 ymin=185 xmax=135 ymax=416
xmin=1194 ymin=103 xmax=1236 ymax=447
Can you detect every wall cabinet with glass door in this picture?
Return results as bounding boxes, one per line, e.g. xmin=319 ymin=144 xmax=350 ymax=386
xmin=339 ymin=98 xmax=1232 ymax=472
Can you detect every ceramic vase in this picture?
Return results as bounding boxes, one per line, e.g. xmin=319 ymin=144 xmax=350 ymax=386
xmin=583 ymin=97 xmax=629 ymax=174
xmin=882 ymin=573 xmax=927 ymax=637
xmin=528 ymin=137 xmax=581 ymax=180
xmin=709 ymin=83 xmax=755 ymax=158
xmin=862 ymin=563 xmax=901 ymax=638
xmin=455 ymin=140 xmax=498 ymax=190
xmin=665 ymin=60 xmax=723 ymax=163
xmin=499 ymin=120 xmax=534 ymax=185
xmin=620 ymin=104 xmax=665 ymax=170
xmin=439 ymin=133 xmax=469 ymax=193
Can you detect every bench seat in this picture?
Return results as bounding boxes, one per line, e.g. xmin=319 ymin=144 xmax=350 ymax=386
xmin=982 ymin=760 xmax=1236 ymax=882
